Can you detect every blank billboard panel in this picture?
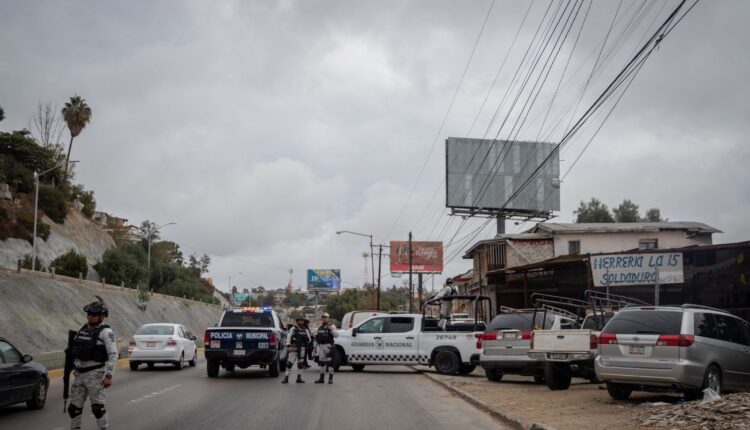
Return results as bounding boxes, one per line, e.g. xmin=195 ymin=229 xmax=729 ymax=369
xmin=445 ymin=138 xmax=560 ymax=213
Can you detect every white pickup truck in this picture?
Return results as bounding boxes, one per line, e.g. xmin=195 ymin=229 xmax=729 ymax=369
xmin=332 ymin=312 xmax=486 ymax=375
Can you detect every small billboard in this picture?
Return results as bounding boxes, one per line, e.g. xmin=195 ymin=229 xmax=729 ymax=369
xmin=307 ymin=269 xmax=342 ymax=291
xmin=390 ymin=241 xmax=443 ymax=274
xmin=446 ymin=137 xmax=560 ymax=215
xmin=591 ymin=253 xmax=684 ymax=287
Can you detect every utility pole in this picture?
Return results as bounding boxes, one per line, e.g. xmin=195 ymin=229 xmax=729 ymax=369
xmin=418 ymin=273 xmax=423 ymax=309
xmin=408 ymin=231 xmax=413 ymax=313
xmin=376 ymin=244 xmax=383 ymax=310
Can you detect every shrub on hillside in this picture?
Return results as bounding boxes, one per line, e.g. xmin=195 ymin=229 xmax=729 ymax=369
xmin=16 ymin=209 xmax=50 ymax=241
xmin=94 ymin=243 xmax=148 ymax=288
xmin=21 ymin=254 xmax=45 ymax=271
xmin=38 ymin=184 xmax=68 ymax=223
xmin=50 ymin=249 xmax=88 ymax=278
xmin=69 ymin=184 xmax=96 ymax=218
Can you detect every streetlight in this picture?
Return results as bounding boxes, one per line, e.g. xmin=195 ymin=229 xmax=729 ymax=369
xmin=228 ymin=271 xmax=243 ymax=292
xmin=142 ymin=222 xmax=177 ymax=272
xmin=336 ymin=230 xmax=376 ymax=309
xmin=31 ymin=160 xmax=78 ymax=271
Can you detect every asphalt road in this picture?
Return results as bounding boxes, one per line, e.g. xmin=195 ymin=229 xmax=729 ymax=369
xmin=0 ymin=362 xmax=507 ymax=430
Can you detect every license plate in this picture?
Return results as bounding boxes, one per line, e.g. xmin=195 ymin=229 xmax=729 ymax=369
xmin=630 ymin=345 xmax=645 ymax=355
xmin=146 ymin=341 xmax=156 ymax=347
xmin=549 ymin=353 xmax=568 ymax=360
xmin=236 ymin=342 xmax=243 ymax=349
xmin=502 ymin=333 xmax=517 ymax=340
xmin=258 ymin=342 xmax=268 ymax=349
xmin=210 ymin=340 xmax=220 ymax=349
xmin=233 ymin=349 xmax=246 ymax=356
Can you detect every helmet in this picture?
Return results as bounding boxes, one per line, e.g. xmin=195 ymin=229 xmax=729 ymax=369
xmin=295 ymin=316 xmax=305 ymax=322
xmin=321 ymin=312 xmax=330 ymax=318
xmin=84 ymin=301 xmax=109 ymax=317
xmin=445 ymin=278 xmax=454 ymax=286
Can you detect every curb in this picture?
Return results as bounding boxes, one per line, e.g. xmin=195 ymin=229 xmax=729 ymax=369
xmin=420 ymin=371 xmax=557 ymax=430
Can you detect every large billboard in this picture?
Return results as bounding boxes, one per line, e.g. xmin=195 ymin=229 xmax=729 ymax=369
xmin=591 ymin=253 xmax=684 ymax=287
xmin=307 ymin=269 xmax=341 ymax=291
xmin=445 ymin=138 xmax=560 ymax=214
xmin=390 ymin=241 xmax=443 ymax=273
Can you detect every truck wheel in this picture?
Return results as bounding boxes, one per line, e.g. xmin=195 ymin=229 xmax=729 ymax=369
xmin=207 ymin=359 xmax=220 ymax=378
xmin=545 ymin=363 xmax=572 ymax=390
xmin=351 ymin=364 xmax=365 ymax=372
xmin=458 ymin=364 xmax=476 ymax=375
xmin=484 ymin=368 xmax=503 ymax=382
xmin=269 ymin=357 xmax=280 ymax=377
xmin=434 ymin=351 xmax=460 ymax=375
xmin=332 ymin=348 xmax=343 ymax=372
xmin=606 ymin=382 xmax=633 ymax=400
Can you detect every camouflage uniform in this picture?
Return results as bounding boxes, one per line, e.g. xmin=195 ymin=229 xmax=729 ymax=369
xmin=315 ymin=322 xmax=338 ymax=383
xmin=69 ymin=324 xmax=118 ymax=430
xmin=283 ymin=324 xmax=310 ymax=383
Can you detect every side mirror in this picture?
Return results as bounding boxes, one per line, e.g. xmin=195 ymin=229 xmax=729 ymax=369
xmin=190 ymin=335 xmax=197 ymax=341
xmin=23 ymin=354 xmax=33 ymax=363
xmin=351 ymin=328 xmax=358 ymax=337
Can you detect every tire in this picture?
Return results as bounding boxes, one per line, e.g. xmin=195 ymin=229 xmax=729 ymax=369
xmin=332 ymin=348 xmax=343 ymax=372
xmin=351 ymin=364 xmax=366 ymax=372
xmin=434 ymin=351 xmax=460 ymax=375
xmin=174 ymin=353 xmax=184 ymax=370
xmin=702 ymin=365 xmax=722 ymax=395
xmin=207 ymin=359 xmax=220 ymax=378
xmin=129 ymin=361 xmax=139 ymax=371
xmin=147 ymin=362 xmax=155 ymax=369
xmin=226 ymin=364 xmax=235 ymax=372
xmin=458 ymin=364 xmax=476 ymax=375
xmin=189 ymin=349 xmax=198 ymax=367
xmin=484 ymin=368 xmax=503 ymax=382
xmin=606 ymin=382 xmax=633 ymax=400
xmin=26 ymin=378 xmax=47 ymax=410
xmin=545 ymin=363 xmax=572 ymax=390
xmin=269 ymin=357 xmax=280 ymax=377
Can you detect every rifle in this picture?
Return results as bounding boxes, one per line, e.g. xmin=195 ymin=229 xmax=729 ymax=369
xmin=63 ymin=330 xmax=76 ymax=413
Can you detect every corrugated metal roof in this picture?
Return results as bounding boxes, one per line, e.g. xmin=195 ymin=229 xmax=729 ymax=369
xmin=461 ymin=232 xmax=552 ymax=259
xmin=531 ymin=221 xmax=721 ymax=234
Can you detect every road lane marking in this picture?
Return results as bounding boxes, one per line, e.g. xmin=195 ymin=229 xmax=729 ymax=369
xmin=128 ymin=384 xmax=182 ymax=404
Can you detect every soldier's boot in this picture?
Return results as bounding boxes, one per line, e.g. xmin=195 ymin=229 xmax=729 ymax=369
xmin=328 ymin=374 xmax=333 ymax=384
xmin=296 ymin=375 xmax=305 ymax=383
xmin=315 ymin=374 xmax=325 ymax=383
xmin=281 ymin=376 xmax=289 ymax=384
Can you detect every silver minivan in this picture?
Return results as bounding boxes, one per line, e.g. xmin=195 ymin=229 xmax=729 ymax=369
xmin=595 ymin=305 xmax=750 ymax=400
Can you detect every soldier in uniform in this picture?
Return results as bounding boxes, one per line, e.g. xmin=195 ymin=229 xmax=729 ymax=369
xmin=282 ymin=316 xmax=310 ymax=384
xmin=314 ymin=312 xmax=338 ymax=384
xmin=434 ymin=278 xmax=458 ymax=330
xmin=67 ymin=298 xmax=118 ymax=430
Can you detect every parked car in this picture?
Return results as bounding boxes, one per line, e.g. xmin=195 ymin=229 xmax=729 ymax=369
xmin=128 ymin=323 xmax=199 ymax=370
xmin=478 ymin=309 xmax=579 ymax=382
xmin=595 ymin=305 xmax=750 ymax=400
xmin=340 ymin=310 xmax=387 ymax=330
xmin=0 ymin=337 xmax=48 ymax=410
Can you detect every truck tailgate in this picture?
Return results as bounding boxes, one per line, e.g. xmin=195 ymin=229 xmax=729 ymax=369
xmin=532 ymin=330 xmax=592 ymax=352
xmin=206 ymin=328 xmax=275 ymax=354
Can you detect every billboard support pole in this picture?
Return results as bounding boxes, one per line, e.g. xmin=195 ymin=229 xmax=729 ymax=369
xmin=408 ymin=232 xmax=413 ymax=313
xmin=497 ymin=215 xmax=505 ymax=235
xmin=315 ymin=291 xmax=319 ymax=322
xmin=377 ymin=244 xmax=382 ymax=311
xmin=418 ymin=273 xmax=423 ymax=309
xmin=655 ymin=266 xmax=660 ymax=306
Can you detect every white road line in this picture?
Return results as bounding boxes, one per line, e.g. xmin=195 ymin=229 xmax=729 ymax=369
xmin=128 ymin=384 xmax=182 ymax=404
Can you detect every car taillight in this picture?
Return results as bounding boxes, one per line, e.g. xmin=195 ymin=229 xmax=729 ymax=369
xmin=656 ymin=334 xmax=694 ymax=347
xmin=520 ymin=330 xmax=532 ymax=340
xmin=590 ymin=334 xmax=598 ymax=350
xmin=269 ymin=331 xmax=277 ymax=346
xmin=129 ymin=337 xmax=136 ymax=347
xmin=204 ymin=330 xmax=210 ymax=346
xmin=476 ymin=331 xmax=497 ymax=349
xmin=167 ymin=337 xmax=177 ymax=346
xmin=599 ymin=332 xmax=617 ymax=345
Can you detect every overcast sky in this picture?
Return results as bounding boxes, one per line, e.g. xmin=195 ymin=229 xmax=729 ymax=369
xmin=1 ymin=0 xmax=748 ymax=293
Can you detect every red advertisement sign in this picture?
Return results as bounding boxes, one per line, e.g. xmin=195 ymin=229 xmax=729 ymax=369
xmin=390 ymin=241 xmax=443 ymax=273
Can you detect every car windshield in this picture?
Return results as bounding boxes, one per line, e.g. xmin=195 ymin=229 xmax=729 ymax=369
xmin=603 ymin=310 xmax=683 ymax=335
xmin=137 ymin=325 xmax=175 ymax=335
xmin=221 ymin=311 xmax=274 ymax=328
xmin=488 ymin=313 xmax=555 ymax=330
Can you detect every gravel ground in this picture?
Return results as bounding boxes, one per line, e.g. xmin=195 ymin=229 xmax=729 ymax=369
xmin=420 ymin=367 xmax=691 ymax=430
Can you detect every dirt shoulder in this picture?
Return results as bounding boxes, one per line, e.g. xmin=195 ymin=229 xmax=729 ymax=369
xmin=419 ymin=367 xmax=687 ymax=430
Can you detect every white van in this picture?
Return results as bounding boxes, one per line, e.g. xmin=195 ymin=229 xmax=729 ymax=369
xmin=339 ymin=310 xmax=387 ymax=330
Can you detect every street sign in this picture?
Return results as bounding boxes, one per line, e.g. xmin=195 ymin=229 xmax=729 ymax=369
xmin=591 ymin=253 xmax=684 ymax=287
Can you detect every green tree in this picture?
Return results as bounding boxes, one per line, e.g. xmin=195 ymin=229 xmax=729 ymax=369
xmin=574 ymin=198 xmax=615 ymax=223
xmin=70 ymin=184 xmax=96 ymax=218
xmin=0 ymin=106 xmax=5 ymax=122
xmin=95 ymin=242 xmax=148 ymax=288
xmin=644 ymin=208 xmax=666 ymax=222
xmin=613 ymin=199 xmax=641 ymax=223
xmin=187 ymin=253 xmax=210 ymax=277
xmin=50 ymin=249 xmax=88 ymax=278
xmin=61 ymin=95 xmax=91 ymax=180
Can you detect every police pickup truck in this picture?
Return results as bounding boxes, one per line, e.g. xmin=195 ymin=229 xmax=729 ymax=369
xmin=203 ymin=307 xmax=287 ymax=378
xmin=333 ymin=296 xmax=491 ymax=375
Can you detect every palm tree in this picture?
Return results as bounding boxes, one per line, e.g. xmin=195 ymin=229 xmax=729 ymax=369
xmin=61 ymin=95 xmax=92 ymax=180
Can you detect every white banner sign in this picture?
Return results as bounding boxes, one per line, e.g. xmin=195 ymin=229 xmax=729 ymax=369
xmin=591 ymin=253 xmax=684 ymax=287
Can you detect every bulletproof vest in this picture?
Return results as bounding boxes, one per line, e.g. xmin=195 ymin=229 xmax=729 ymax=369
xmin=291 ymin=327 xmax=306 ymax=348
xmin=316 ymin=325 xmax=333 ymax=344
xmin=71 ymin=324 xmax=109 ymax=363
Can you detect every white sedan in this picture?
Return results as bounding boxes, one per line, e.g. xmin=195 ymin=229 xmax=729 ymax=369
xmin=128 ymin=323 xmax=198 ymax=370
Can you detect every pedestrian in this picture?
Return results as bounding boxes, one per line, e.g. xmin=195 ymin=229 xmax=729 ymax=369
xmin=300 ymin=319 xmax=313 ymax=369
xmin=282 ymin=316 xmax=310 ymax=384
xmin=66 ymin=297 xmax=118 ymax=430
xmin=314 ymin=312 xmax=338 ymax=384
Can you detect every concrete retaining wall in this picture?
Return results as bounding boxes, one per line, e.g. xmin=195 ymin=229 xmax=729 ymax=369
xmin=0 ymin=269 xmax=223 ymax=368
